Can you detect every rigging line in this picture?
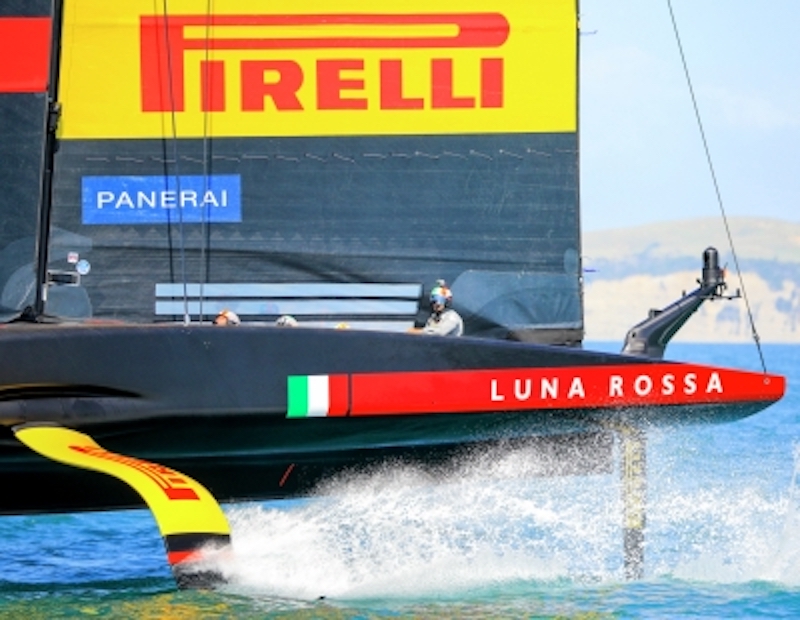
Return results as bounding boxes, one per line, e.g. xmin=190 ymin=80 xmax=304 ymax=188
xmin=162 ymin=0 xmax=191 ymax=325
xmin=198 ymin=0 xmax=213 ymax=324
xmin=666 ymin=0 xmax=766 ymax=373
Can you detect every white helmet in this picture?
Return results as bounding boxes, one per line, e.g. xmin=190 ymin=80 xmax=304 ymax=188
xmin=276 ymin=315 xmax=298 ymax=327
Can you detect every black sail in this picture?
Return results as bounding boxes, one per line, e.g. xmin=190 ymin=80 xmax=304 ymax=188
xmin=4 ymin=1 xmax=583 ymax=344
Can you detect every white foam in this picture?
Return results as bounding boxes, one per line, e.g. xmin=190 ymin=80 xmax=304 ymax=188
xmin=207 ymin=439 xmax=800 ymax=600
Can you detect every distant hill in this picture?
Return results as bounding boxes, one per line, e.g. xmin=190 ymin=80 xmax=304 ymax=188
xmin=582 ymin=217 xmax=800 ymax=343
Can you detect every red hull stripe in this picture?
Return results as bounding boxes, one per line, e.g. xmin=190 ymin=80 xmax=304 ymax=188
xmin=347 ymin=363 xmax=785 ymax=416
xmin=0 ymin=17 xmax=51 ymax=93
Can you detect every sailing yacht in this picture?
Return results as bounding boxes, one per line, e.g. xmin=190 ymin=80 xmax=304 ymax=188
xmin=0 ymin=0 xmax=784 ymax=585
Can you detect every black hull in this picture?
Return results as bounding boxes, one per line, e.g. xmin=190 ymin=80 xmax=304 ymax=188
xmin=0 ymin=323 xmax=784 ymax=514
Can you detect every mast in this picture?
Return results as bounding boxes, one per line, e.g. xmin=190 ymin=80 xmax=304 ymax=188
xmin=32 ymin=0 xmax=64 ymax=318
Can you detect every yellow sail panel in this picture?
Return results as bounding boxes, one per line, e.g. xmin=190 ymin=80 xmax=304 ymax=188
xmin=14 ymin=425 xmax=230 ymax=538
xmin=59 ymin=0 xmax=577 ymax=139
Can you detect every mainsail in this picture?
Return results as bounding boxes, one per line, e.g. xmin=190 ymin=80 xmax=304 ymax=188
xmin=1 ymin=0 xmax=582 ymax=343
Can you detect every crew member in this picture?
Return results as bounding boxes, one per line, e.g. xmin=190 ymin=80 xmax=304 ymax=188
xmin=420 ymin=280 xmax=463 ymax=337
xmin=213 ymin=309 xmax=240 ymax=326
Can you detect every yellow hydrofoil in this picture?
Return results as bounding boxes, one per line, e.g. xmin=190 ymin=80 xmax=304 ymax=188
xmin=14 ymin=423 xmax=231 ymax=588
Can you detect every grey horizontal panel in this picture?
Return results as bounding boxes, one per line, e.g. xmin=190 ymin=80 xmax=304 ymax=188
xmin=155 ymin=299 xmax=419 ymax=316
xmin=162 ymin=319 xmax=415 ymax=331
xmin=156 ymin=282 xmax=421 ymax=299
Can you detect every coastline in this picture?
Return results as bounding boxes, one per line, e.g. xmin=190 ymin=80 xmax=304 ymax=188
xmin=583 ymin=217 xmax=800 ymax=343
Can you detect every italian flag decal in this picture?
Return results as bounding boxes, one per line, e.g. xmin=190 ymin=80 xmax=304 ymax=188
xmin=287 ymin=374 xmax=349 ymax=417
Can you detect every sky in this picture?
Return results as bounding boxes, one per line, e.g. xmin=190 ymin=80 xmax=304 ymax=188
xmin=578 ymin=0 xmax=800 ymax=231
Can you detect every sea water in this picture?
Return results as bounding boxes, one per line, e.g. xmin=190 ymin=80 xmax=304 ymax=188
xmin=1 ymin=343 xmax=798 ymax=618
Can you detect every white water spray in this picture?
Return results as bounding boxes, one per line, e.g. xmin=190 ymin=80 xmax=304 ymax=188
xmin=219 ymin=447 xmax=621 ymax=600
xmin=210 ymin=436 xmax=800 ymax=601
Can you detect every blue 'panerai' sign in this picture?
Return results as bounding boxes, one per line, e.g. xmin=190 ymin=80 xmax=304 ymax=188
xmin=81 ymin=175 xmax=242 ymax=225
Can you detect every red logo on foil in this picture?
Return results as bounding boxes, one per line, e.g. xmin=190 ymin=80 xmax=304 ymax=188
xmin=70 ymin=444 xmax=200 ymax=500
